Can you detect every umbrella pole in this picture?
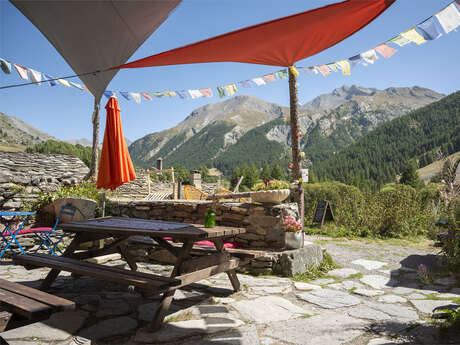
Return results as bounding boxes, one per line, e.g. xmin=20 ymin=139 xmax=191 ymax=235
xmin=288 ymin=66 xmax=305 ymax=247
xmin=102 ymin=190 xmax=106 ymax=217
xmin=86 ymin=98 xmax=100 ymax=180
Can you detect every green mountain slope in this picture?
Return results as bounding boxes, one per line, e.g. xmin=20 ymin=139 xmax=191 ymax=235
xmin=312 ymin=90 xmax=460 ymax=187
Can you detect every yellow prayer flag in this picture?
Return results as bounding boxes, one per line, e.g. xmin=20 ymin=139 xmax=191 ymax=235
xmin=224 ymin=83 xmax=238 ymax=96
xmin=57 ymin=79 xmax=71 ymax=87
xmin=401 ymin=28 xmax=426 ymax=45
xmin=336 ymin=60 xmax=351 ymax=75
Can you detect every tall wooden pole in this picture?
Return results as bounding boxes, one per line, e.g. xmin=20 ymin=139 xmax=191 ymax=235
xmin=289 ymin=66 xmax=301 ymax=180
xmin=86 ymin=98 xmax=100 ymax=181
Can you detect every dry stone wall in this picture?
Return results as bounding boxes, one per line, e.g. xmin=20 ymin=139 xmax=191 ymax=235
xmin=0 ymin=152 xmax=88 ymax=210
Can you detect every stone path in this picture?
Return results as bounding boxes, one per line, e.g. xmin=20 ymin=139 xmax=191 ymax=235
xmin=0 ymin=236 xmax=459 ymax=345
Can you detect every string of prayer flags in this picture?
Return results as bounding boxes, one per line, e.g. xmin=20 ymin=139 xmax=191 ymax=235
xmin=263 ymin=73 xmax=276 ymax=83
xmin=130 ymin=92 xmax=141 ymax=103
xmin=200 ymin=88 xmax=213 ymax=97
xmin=336 ymin=60 xmax=351 ymax=75
xmin=141 ymin=92 xmax=152 ymax=101
xmin=13 ymin=64 xmax=28 ymax=80
xmin=361 ymin=49 xmax=379 ymax=64
xmin=435 ymin=3 xmax=460 ymax=34
xmin=0 ymin=58 xmax=12 ymax=74
xmin=224 ymin=83 xmax=238 ymax=97
xmin=401 ymin=28 xmax=426 ymax=45
xmin=417 ymin=17 xmax=443 ymax=40
xmin=316 ymin=65 xmax=331 ymax=76
xmin=374 ymin=44 xmax=397 ymax=58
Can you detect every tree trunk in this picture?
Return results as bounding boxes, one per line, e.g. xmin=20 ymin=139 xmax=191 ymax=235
xmin=85 ymin=98 xmax=100 ymax=181
xmin=289 ymin=66 xmax=301 ymax=180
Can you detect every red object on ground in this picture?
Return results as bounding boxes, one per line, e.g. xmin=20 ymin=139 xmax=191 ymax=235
xmin=162 ymin=237 xmax=240 ymax=248
xmin=116 ymin=0 xmax=394 ymax=69
xmin=97 ymin=97 xmax=136 ymax=190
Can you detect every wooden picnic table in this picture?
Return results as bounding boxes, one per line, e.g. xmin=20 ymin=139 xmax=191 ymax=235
xmin=0 ymin=278 xmax=74 ymax=332
xmin=13 ymin=217 xmax=261 ymax=331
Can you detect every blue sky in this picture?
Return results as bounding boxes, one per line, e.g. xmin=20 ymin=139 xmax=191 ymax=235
xmin=1 ymin=0 xmax=459 ymax=143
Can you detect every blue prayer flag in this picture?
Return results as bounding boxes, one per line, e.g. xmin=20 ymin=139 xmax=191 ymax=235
xmin=176 ymin=90 xmax=188 ymax=99
xmin=120 ymin=92 xmax=131 ymax=100
xmin=416 ymin=17 xmax=443 ymax=40
xmin=104 ymin=91 xmax=115 ymax=99
xmin=348 ymin=55 xmax=363 ymax=67
xmin=44 ymin=74 xmax=58 ymax=86
xmin=238 ymin=80 xmax=253 ymax=88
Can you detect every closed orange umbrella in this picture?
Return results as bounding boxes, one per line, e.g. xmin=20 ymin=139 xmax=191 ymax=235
xmin=97 ymin=96 xmax=136 ymax=190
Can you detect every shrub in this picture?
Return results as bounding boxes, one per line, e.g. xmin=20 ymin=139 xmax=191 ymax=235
xmin=252 ymin=179 xmax=290 ymax=191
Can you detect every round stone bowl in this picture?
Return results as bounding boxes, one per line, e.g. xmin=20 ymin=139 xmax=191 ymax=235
xmin=250 ymin=189 xmax=290 ymax=204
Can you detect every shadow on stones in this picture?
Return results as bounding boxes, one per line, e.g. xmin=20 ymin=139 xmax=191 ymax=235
xmin=368 ymin=318 xmax=460 ymax=345
xmin=4 ymin=276 xmax=244 ymax=345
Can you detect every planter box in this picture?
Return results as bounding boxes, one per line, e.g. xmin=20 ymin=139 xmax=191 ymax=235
xmin=250 ymin=189 xmax=290 ymax=204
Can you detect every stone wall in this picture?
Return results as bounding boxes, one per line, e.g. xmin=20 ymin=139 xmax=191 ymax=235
xmin=0 ymin=152 xmax=89 ymax=210
xmin=107 ymin=199 xmax=299 ymax=249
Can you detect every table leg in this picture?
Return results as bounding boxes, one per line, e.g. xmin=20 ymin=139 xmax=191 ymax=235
xmin=118 ymin=244 xmax=138 ymax=271
xmin=150 ymin=239 xmax=194 ymax=331
xmin=212 ymin=239 xmax=241 ymax=292
xmin=40 ymin=233 xmax=84 ymax=290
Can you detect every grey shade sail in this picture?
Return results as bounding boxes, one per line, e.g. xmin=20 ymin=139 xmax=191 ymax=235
xmin=11 ymin=0 xmax=181 ymax=101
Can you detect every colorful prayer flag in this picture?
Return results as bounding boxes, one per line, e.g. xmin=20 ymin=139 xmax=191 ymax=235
xmin=152 ymin=92 xmax=164 ymax=98
xmin=70 ymin=82 xmax=84 ymax=90
xmin=57 ymin=79 xmax=70 ymax=87
xmin=224 ymin=83 xmax=238 ymax=96
xmin=176 ymin=90 xmax=188 ymax=99
xmin=435 ymin=3 xmax=460 ymax=34
xmin=217 ymin=86 xmax=226 ymax=98
xmin=336 ymin=60 xmax=351 ymax=75
xmin=252 ymin=77 xmax=266 ymax=86
xmin=263 ymin=73 xmax=276 ymax=83
xmin=13 ymin=64 xmax=28 ymax=80
xmin=401 ymin=28 xmax=426 ymax=45
xmin=239 ymin=80 xmax=253 ymax=88
xmin=360 ymin=49 xmax=379 ymax=64
xmin=326 ymin=63 xmax=339 ymax=72
xmin=199 ymin=88 xmax=213 ymax=97
xmin=374 ymin=43 xmax=397 ymax=58
xmin=43 ymin=74 xmax=58 ymax=86
xmin=416 ymin=17 xmax=443 ymax=40
xmin=188 ymin=89 xmax=202 ymax=99
xmin=130 ymin=92 xmax=141 ymax=103
xmin=0 ymin=58 xmax=12 ymax=74
xmin=316 ymin=65 xmax=331 ymax=76
xmin=387 ymin=35 xmax=411 ymax=46
xmin=120 ymin=91 xmax=131 ymax=100
xmin=308 ymin=66 xmax=318 ymax=74
xmin=141 ymin=92 xmax=152 ymax=101
xmin=29 ymin=69 xmax=42 ymax=85
xmin=163 ymin=91 xmax=176 ymax=98
xmin=104 ymin=91 xmax=115 ymax=99
xmin=348 ymin=55 xmax=363 ymax=67
xmin=275 ymin=69 xmax=288 ymax=79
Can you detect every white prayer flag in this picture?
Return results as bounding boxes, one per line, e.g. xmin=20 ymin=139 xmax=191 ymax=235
xmin=360 ymin=49 xmax=379 ymax=64
xmin=130 ymin=92 xmax=141 ymax=104
xmin=435 ymin=3 xmax=460 ymax=34
xmin=29 ymin=69 xmax=42 ymax=85
xmin=252 ymin=77 xmax=266 ymax=86
xmin=188 ymin=89 xmax=202 ymax=99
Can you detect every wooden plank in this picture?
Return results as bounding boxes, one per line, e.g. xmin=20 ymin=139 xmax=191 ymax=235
xmin=167 ymin=242 xmax=264 ymax=259
xmin=180 ymin=252 xmax=230 ymax=273
xmin=226 ymin=269 xmax=241 ymax=292
xmin=0 ymin=288 xmax=51 ymax=319
xmin=0 ymin=279 xmax=74 ymax=311
xmin=14 ymin=254 xmax=180 ymax=290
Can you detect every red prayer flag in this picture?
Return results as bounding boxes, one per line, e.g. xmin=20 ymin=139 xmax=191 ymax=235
xmin=13 ymin=64 xmax=29 ymax=80
xmin=263 ymin=73 xmax=276 ymax=83
xmin=317 ymin=65 xmax=331 ymax=76
xmin=117 ymin=0 xmax=395 ymax=69
xmin=375 ymin=43 xmax=397 ymax=58
xmin=141 ymin=92 xmax=152 ymax=101
xmin=199 ymin=88 xmax=213 ymax=97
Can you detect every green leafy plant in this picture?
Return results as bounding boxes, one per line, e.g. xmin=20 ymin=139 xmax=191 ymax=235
xmin=292 ymin=251 xmax=340 ymax=282
xmin=252 ymin=179 xmax=290 ymax=191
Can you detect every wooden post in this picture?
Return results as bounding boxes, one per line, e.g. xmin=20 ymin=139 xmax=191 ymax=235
xmin=86 ymin=98 xmax=100 ymax=180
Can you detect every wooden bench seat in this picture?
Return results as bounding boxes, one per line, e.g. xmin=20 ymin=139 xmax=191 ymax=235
xmin=128 ymin=236 xmax=265 ymax=259
xmin=13 ymin=254 xmax=181 ymax=291
xmin=0 ymin=278 xmax=75 ymax=331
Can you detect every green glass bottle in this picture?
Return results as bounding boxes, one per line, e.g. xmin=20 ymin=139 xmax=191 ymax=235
xmin=204 ymin=209 xmax=216 ymax=228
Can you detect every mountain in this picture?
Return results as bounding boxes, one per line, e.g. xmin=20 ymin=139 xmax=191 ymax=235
xmin=130 ymin=86 xmax=444 ymax=175
xmin=312 ymin=90 xmax=460 ymax=187
xmin=65 ymin=138 xmax=92 ymax=147
xmin=0 ymin=112 xmax=54 ymax=147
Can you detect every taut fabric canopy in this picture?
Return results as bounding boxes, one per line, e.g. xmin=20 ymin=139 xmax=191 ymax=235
xmin=11 ymin=0 xmax=181 ymax=100
xmin=97 ymin=97 xmax=136 ymax=190
xmin=117 ymin=0 xmax=394 ymax=69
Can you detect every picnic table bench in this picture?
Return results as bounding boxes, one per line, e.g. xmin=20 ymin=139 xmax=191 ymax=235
xmin=13 ymin=216 xmax=260 ymax=331
xmin=0 ymin=278 xmax=74 ymax=332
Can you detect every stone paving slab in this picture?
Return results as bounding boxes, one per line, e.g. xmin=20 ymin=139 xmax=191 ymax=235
xmin=353 ymin=288 xmax=385 ymax=297
xmin=296 ymin=288 xmax=361 ymax=309
xmin=293 ymin=282 xmax=321 ymax=291
xmin=360 ymin=275 xmax=396 ymax=289
xmin=328 ymin=268 xmax=360 ymax=278
xmin=352 ymin=259 xmax=388 ymax=270
xmin=410 ymin=299 xmax=455 ymax=314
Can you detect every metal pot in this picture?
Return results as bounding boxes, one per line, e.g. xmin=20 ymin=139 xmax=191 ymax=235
xmin=285 ymin=231 xmax=302 ymax=249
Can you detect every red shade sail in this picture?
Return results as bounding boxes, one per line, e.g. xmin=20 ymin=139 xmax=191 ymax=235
xmin=97 ymin=97 xmax=136 ymax=190
xmin=117 ymin=0 xmax=394 ymax=69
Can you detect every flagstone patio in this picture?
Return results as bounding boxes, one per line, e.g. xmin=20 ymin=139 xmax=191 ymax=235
xmin=0 ymin=236 xmax=459 ymax=345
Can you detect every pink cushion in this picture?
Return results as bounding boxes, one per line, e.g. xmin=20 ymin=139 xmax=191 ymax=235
xmin=161 ymin=237 xmax=241 ymax=248
xmin=1 ymin=227 xmax=52 ymax=237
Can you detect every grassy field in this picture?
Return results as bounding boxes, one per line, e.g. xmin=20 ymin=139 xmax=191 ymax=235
xmin=0 ymin=144 xmax=26 ymax=152
xmin=418 ymin=151 xmax=460 ymax=183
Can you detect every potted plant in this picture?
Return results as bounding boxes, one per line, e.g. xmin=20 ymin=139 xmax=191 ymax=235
xmin=251 ymin=179 xmax=290 ymax=204
xmin=284 ymin=216 xmax=303 ymax=249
